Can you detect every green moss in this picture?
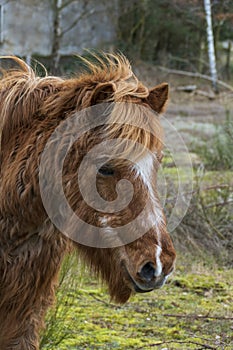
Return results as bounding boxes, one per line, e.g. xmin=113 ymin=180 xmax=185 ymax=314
xmin=40 ymin=256 xmax=233 ymax=350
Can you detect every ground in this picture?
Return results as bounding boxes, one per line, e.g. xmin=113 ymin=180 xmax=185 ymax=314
xmin=40 ymin=256 xmax=233 ymax=349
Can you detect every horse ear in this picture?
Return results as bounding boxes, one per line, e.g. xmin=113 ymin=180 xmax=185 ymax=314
xmin=146 ymin=83 xmax=169 ymax=114
xmin=90 ymin=82 xmax=115 ymax=105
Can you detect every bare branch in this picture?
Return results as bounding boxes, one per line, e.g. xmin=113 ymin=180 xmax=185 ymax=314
xmin=158 ymin=66 xmax=233 ymax=92
xmin=137 ymin=340 xmax=217 ymax=349
xmin=59 ymin=0 xmax=78 ymax=11
xmin=162 ymin=313 xmax=233 ymax=320
xmin=89 ymin=293 xmax=121 ymax=310
xmin=206 ymin=199 xmax=233 ymax=209
xmin=60 ymin=8 xmax=95 ymax=37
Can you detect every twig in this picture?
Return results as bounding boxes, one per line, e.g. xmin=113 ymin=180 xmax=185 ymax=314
xmin=162 ymin=313 xmax=233 ymax=320
xmin=188 ymin=333 xmax=228 ymax=347
xmin=137 ymin=340 xmax=217 ymax=349
xmin=89 ymin=293 xmax=121 ymax=310
xmin=200 ymin=184 xmax=231 ymax=191
xmin=206 ymin=199 xmax=233 ymax=209
xmin=194 ymin=89 xmax=216 ymax=100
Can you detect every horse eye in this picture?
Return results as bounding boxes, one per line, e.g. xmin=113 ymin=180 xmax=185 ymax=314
xmin=98 ymin=165 xmax=115 ymax=176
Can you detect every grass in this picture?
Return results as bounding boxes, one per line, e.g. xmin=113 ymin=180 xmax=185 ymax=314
xmin=40 ymin=254 xmax=233 ymax=350
xmin=192 ymin=110 xmax=233 ymax=171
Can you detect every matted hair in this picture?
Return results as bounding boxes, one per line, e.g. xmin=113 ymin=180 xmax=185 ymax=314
xmin=0 ymin=52 xmax=163 ymax=157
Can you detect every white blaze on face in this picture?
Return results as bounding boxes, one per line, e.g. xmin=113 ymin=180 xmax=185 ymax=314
xmin=155 ymin=245 xmax=162 ymax=277
xmin=133 ymin=152 xmax=155 ymax=193
xmin=154 ymin=204 xmax=163 ymax=273
xmin=134 ymin=152 xmax=164 ymax=277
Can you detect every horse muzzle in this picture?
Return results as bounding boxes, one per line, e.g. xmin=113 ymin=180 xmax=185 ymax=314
xmin=124 ymin=264 xmax=170 ymax=293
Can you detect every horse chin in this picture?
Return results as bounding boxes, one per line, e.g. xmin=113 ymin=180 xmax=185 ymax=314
xmin=109 ymin=285 xmax=132 ymax=304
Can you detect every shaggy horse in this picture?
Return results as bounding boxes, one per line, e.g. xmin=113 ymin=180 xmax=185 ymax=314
xmin=0 ymin=53 xmax=176 ymax=350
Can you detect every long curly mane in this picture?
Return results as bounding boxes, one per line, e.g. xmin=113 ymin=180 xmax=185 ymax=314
xmin=0 ymin=53 xmax=162 ymax=156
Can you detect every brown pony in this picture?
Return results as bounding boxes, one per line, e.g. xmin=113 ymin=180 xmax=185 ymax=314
xmin=0 ymin=53 xmax=176 ymax=350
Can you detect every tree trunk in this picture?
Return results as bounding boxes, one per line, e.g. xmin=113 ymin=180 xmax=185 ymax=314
xmin=51 ymin=0 xmax=62 ymax=75
xmin=203 ymin=0 xmax=218 ymax=93
xmin=225 ymin=40 xmax=231 ymax=81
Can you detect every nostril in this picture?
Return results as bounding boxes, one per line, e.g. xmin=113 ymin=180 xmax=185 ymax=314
xmin=139 ymin=262 xmax=156 ymax=282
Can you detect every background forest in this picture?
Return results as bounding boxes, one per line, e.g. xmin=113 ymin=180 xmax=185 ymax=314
xmin=118 ymin=0 xmax=233 ymax=77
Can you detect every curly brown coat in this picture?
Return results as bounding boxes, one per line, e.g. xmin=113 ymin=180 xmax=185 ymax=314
xmin=0 ymin=53 xmax=176 ymax=349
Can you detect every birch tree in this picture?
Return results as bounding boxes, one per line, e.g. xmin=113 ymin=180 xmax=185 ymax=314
xmin=203 ymin=0 xmax=218 ymax=93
